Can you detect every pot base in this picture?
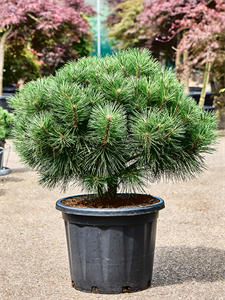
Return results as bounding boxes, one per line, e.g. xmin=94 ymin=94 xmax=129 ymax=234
xmin=0 ymin=167 xmax=11 ymax=176
xmin=72 ymin=279 xmax=151 ymax=294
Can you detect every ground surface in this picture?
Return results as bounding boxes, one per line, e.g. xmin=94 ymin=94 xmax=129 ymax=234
xmin=0 ymin=132 xmax=225 ymax=300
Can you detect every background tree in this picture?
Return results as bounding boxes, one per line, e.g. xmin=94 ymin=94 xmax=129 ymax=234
xmin=3 ymin=45 xmax=42 ymax=87
xmin=105 ymin=1 xmax=203 ymax=75
xmin=212 ymin=56 xmax=225 ymax=118
xmin=173 ymin=0 xmax=225 ymax=106
xmin=106 ymin=0 xmax=144 ymax=50
xmin=138 ymin=0 xmax=203 ymax=91
xmin=104 ymin=0 xmax=124 ymax=29
xmin=106 ymin=0 xmax=225 ymax=105
xmin=138 ymin=0 xmax=225 ymax=100
xmin=0 ymin=0 xmax=95 ymax=95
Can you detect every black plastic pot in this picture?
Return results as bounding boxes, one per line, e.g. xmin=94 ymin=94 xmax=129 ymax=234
xmin=0 ymin=94 xmax=14 ymax=113
xmin=56 ymin=194 xmax=165 ymax=294
xmin=3 ymin=85 xmax=16 ymax=93
xmin=0 ymin=141 xmax=6 ymax=169
xmin=0 ymin=141 xmax=11 ymax=175
xmin=189 ymin=91 xmax=216 ymax=112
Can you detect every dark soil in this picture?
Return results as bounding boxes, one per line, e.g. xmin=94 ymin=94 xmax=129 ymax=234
xmin=61 ymin=194 xmax=160 ymax=209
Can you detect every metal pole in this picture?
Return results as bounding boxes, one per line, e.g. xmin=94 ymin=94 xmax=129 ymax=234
xmin=0 ymin=147 xmax=3 ymax=170
xmin=97 ymin=0 xmax=101 ymax=56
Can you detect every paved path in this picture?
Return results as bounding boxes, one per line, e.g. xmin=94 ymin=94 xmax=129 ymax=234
xmin=1 ymin=132 xmax=225 ymax=300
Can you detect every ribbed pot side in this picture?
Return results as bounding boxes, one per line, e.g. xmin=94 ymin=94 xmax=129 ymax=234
xmin=56 ymin=195 xmax=165 ymax=294
xmin=0 ymin=141 xmax=6 ymax=170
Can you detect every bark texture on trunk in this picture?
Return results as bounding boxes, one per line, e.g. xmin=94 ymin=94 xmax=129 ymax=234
xmin=0 ymin=25 xmax=13 ymax=96
xmin=199 ymin=61 xmax=212 ymax=107
xmin=175 ymin=33 xmax=182 ymax=70
xmin=182 ymin=48 xmax=190 ymax=93
xmin=175 ymin=48 xmax=182 ymax=69
xmin=107 ymin=182 xmax=117 ymax=199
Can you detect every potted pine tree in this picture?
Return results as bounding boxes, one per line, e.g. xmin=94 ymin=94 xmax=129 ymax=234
xmin=8 ymin=49 xmax=218 ymax=294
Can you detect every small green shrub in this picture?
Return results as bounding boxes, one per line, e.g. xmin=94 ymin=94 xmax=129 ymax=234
xmin=0 ymin=107 xmax=14 ymax=142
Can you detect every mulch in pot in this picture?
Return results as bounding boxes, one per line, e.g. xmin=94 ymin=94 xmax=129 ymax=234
xmin=61 ymin=194 xmax=160 ymax=209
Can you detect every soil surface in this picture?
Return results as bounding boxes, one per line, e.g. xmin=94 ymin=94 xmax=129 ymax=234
xmin=61 ymin=194 xmax=159 ymax=208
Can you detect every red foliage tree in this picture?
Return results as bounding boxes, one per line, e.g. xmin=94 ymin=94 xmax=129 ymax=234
xmin=0 ymin=0 xmax=95 ymax=95
xmin=138 ymin=0 xmax=225 ymax=102
xmin=138 ymin=1 xmax=203 ymax=73
xmin=174 ymin=1 xmax=225 ymax=105
xmin=104 ymin=0 xmax=125 ymax=29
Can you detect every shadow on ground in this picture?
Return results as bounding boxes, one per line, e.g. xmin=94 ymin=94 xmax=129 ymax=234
xmin=0 ymin=189 xmax=6 ymax=196
xmin=152 ymin=246 xmax=225 ymax=286
xmin=11 ymin=168 xmax=32 ymax=173
xmin=0 ymin=176 xmax=23 ymax=182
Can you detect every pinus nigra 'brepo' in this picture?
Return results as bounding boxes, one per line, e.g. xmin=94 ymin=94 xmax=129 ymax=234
xmin=8 ymin=48 xmax=218 ymax=199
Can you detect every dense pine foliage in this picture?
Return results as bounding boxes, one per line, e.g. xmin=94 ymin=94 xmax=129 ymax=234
xmin=9 ymin=49 xmax=218 ymax=198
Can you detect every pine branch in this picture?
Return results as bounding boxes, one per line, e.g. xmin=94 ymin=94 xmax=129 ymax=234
xmin=33 ymin=101 xmax=41 ymax=111
xmin=173 ymin=101 xmax=181 ymax=117
xmin=136 ymin=65 xmax=141 ymax=79
xmin=162 ymin=115 xmax=189 ymax=140
xmin=188 ymin=135 xmax=201 ymax=153
xmin=121 ymin=66 xmax=128 ymax=76
xmin=103 ymin=115 xmax=112 ymax=146
xmin=72 ymin=105 xmax=78 ymax=128
xmin=116 ymin=89 xmax=121 ymax=103
xmin=39 ymin=124 xmax=49 ymax=138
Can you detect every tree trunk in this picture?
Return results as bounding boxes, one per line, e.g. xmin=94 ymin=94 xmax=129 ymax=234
xmin=0 ymin=25 xmax=13 ymax=96
xmin=107 ymin=181 xmax=117 ymax=199
xmin=175 ymin=33 xmax=182 ymax=82
xmin=175 ymin=47 xmax=182 ymax=69
xmin=199 ymin=61 xmax=212 ymax=107
xmin=175 ymin=46 xmax=182 ymax=82
xmin=97 ymin=185 xmax=103 ymax=199
xmin=175 ymin=32 xmax=182 ymax=69
xmin=216 ymin=106 xmax=222 ymax=120
xmin=182 ymin=48 xmax=190 ymax=93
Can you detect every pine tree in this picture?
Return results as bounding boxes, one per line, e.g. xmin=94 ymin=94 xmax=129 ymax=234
xmin=9 ymin=48 xmax=218 ymax=198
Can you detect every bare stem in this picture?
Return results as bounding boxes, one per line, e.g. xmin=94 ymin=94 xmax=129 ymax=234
xmin=173 ymin=101 xmax=181 ymax=117
xmin=39 ymin=124 xmax=49 ymax=138
xmin=134 ymin=85 xmax=137 ymax=97
xmin=188 ymin=135 xmax=201 ymax=153
xmin=103 ymin=116 xmax=111 ymax=146
xmin=160 ymin=96 xmax=167 ymax=109
xmin=163 ymin=116 xmax=189 ymax=140
xmin=136 ymin=65 xmax=141 ymax=79
xmin=107 ymin=181 xmax=117 ymax=199
xmin=33 ymin=101 xmax=41 ymax=111
xmin=122 ymin=66 xmax=127 ymax=77
xmin=73 ymin=105 xmax=78 ymax=128
xmin=0 ymin=25 xmax=13 ymax=96
xmin=147 ymin=89 xmax=151 ymax=106
xmin=117 ymin=89 xmax=121 ymax=103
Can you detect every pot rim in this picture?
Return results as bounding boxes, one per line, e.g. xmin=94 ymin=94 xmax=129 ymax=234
xmin=56 ymin=194 xmax=165 ymax=217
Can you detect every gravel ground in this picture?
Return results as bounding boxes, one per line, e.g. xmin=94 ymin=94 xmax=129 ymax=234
xmin=1 ymin=132 xmax=225 ymax=300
